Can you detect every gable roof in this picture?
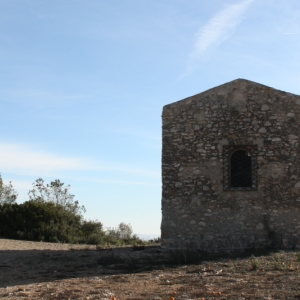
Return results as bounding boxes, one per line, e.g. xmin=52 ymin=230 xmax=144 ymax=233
xmin=164 ymin=78 xmax=299 ymax=109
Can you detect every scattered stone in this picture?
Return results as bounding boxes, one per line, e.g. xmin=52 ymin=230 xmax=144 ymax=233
xmin=258 ymin=127 xmax=267 ymax=133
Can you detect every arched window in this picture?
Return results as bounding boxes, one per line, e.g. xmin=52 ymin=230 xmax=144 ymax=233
xmin=230 ymin=150 xmax=252 ymax=188
xmin=223 ymin=145 xmax=257 ymax=191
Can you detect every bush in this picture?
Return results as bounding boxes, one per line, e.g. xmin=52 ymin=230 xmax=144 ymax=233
xmin=105 ymin=222 xmax=145 ymax=246
xmin=250 ymin=255 xmax=261 ymax=270
xmin=0 ymin=201 xmax=104 ymax=244
xmin=0 ymin=201 xmax=144 ymax=246
xmin=106 ymin=222 xmax=133 ymax=240
xmin=0 ymin=176 xmax=144 ymax=247
xmin=147 ymin=237 xmax=161 ymax=244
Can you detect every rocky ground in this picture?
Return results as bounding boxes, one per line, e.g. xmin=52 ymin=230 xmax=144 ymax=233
xmin=0 ymin=238 xmax=300 ymax=299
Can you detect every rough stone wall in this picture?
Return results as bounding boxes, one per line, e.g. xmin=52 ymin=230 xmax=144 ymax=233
xmin=161 ymin=79 xmax=300 ymax=252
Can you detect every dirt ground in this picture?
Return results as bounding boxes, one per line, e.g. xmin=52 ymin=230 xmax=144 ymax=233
xmin=0 ymin=238 xmax=300 ymax=300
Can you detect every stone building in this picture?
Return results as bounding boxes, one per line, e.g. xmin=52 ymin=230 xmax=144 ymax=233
xmin=161 ymin=79 xmax=300 ymax=252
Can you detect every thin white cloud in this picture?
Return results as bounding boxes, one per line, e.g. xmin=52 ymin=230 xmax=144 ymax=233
xmin=0 ymin=143 xmax=89 ymax=176
xmin=92 ymin=179 xmax=160 ymax=186
xmin=0 ymin=143 xmax=160 ymax=179
xmin=184 ymin=0 xmax=254 ymax=76
xmin=4 ymin=88 xmax=87 ymax=110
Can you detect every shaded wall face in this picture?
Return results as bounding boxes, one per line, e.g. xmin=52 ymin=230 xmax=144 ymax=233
xmin=161 ymin=82 xmax=300 ymax=251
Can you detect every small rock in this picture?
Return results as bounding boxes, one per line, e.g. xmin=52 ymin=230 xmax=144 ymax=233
xmin=287 ymin=112 xmax=295 ymax=117
xmin=264 ymin=121 xmax=271 ymax=126
xmin=258 ymin=127 xmax=267 ymax=133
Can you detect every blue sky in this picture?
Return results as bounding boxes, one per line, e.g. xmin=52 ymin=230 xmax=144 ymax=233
xmin=1 ymin=0 xmax=300 ymax=237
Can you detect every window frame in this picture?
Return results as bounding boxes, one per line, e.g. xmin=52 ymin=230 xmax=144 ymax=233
xmin=223 ymin=145 xmax=258 ymax=191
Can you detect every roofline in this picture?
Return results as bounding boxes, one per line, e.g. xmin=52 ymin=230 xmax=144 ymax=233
xmin=163 ymin=78 xmax=297 ymax=109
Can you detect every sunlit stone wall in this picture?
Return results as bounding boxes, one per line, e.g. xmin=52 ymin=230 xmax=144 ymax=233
xmin=161 ymin=79 xmax=300 ymax=252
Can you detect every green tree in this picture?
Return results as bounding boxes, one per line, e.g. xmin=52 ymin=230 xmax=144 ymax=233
xmin=106 ymin=222 xmax=134 ymax=240
xmin=0 ymin=174 xmax=18 ymax=205
xmin=118 ymin=222 xmax=133 ymax=240
xmin=28 ymin=178 xmax=85 ymax=216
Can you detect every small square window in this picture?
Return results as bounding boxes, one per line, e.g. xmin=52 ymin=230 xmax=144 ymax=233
xmin=223 ymin=145 xmax=258 ymax=191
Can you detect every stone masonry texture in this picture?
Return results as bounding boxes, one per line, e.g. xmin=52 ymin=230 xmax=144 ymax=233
xmin=161 ymin=79 xmax=300 ymax=252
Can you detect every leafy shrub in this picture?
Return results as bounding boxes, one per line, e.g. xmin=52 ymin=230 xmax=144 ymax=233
xmin=106 ymin=222 xmax=133 ymax=240
xmin=0 ymin=177 xmax=146 ymax=247
xmin=250 ymin=255 xmax=261 ymax=270
xmin=147 ymin=237 xmax=161 ymax=244
xmin=0 ymin=201 xmax=104 ymax=244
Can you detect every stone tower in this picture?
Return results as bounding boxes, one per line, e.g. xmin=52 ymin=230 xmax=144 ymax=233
xmin=161 ymin=79 xmax=300 ymax=252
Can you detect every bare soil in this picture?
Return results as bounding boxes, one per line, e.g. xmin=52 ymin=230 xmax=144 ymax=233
xmin=0 ymin=238 xmax=300 ymax=299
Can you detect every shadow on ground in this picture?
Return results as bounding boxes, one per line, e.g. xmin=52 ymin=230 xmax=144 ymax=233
xmin=0 ymin=246 xmax=169 ymax=288
xmin=0 ymin=243 xmax=292 ymax=288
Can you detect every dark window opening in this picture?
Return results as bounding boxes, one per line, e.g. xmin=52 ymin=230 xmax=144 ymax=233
xmin=223 ymin=145 xmax=257 ymax=191
xmin=230 ymin=150 xmax=252 ymax=188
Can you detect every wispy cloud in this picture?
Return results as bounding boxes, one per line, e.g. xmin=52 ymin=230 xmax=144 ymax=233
xmin=184 ymin=0 xmax=254 ymax=76
xmin=0 ymin=143 xmax=160 ymax=179
xmin=91 ymin=179 xmax=160 ymax=186
xmin=4 ymin=89 xmax=87 ymax=110
xmin=0 ymin=143 xmax=89 ymax=176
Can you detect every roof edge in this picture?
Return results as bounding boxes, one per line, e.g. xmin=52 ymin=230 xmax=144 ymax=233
xmin=164 ymin=78 xmax=297 ymax=109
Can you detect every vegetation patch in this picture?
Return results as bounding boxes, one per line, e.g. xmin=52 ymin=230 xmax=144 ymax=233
xmin=0 ymin=176 xmax=153 ymax=247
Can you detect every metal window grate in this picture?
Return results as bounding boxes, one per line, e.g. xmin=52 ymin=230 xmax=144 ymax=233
xmin=223 ymin=145 xmax=257 ymax=191
xmin=230 ymin=150 xmax=252 ymax=187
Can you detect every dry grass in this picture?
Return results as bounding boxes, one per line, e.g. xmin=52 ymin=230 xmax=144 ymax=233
xmin=0 ymin=238 xmax=299 ymax=299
